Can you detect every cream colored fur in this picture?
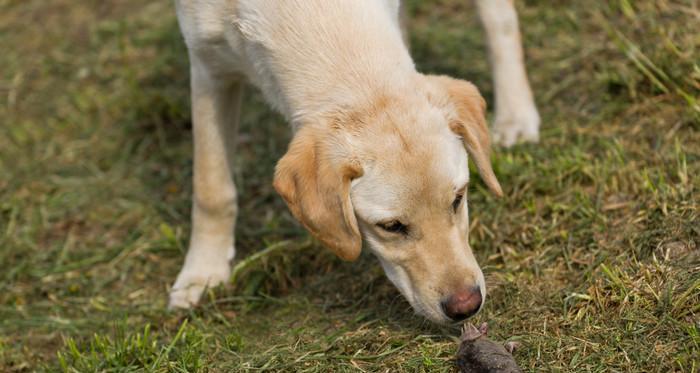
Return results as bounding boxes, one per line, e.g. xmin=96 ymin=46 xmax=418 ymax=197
xmin=169 ymin=0 xmax=539 ymax=323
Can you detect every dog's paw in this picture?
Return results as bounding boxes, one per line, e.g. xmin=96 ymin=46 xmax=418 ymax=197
xmin=168 ymin=266 xmax=230 ymax=309
xmin=491 ymin=107 xmax=540 ymax=147
xmin=168 ymin=248 xmax=233 ymax=309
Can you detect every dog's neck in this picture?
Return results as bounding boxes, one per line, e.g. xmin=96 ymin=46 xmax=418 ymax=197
xmin=234 ymin=1 xmax=416 ymax=127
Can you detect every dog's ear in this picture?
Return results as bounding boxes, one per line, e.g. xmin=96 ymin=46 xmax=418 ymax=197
xmin=424 ymin=75 xmax=503 ymax=197
xmin=273 ymin=125 xmax=363 ymax=261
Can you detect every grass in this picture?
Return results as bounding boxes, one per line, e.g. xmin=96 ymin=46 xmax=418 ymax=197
xmin=0 ymin=0 xmax=698 ymax=371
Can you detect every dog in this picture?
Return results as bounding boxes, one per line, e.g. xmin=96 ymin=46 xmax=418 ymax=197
xmin=169 ymin=0 xmax=540 ymax=323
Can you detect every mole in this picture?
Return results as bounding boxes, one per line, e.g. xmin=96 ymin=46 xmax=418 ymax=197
xmin=456 ymin=323 xmax=523 ymax=373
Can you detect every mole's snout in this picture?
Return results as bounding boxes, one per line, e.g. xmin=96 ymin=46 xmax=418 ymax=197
xmin=441 ymin=287 xmax=483 ymax=322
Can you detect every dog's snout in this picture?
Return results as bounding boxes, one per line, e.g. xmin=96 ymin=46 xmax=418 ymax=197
xmin=441 ymin=287 xmax=483 ymax=322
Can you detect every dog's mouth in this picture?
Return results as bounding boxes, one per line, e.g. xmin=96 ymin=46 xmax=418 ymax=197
xmin=376 ymin=257 xmax=483 ymax=324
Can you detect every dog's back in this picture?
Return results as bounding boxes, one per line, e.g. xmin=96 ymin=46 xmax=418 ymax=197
xmin=175 ymin=0 xmax=410 ymax=120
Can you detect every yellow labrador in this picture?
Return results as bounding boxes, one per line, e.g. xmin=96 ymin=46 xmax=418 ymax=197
xmin=169 ymin=0 xmax=539 ymax=323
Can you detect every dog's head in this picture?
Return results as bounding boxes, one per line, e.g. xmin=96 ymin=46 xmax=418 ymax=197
xmin=274 ymin=74 xmax=501 ymax=323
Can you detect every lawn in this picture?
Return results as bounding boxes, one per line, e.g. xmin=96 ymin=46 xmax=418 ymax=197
xmin=0 ymin=0 xmax=698 ymax=371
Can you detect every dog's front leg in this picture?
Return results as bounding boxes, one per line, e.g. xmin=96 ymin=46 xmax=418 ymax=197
xmin=477 ymin=0 xmax=540 ymax=147
xmin=169 ymin=56 xmax=243 ymax=309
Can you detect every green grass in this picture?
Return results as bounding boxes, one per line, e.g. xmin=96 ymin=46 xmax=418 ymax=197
xmin=1 ymin=0 xmax=698 ymax=371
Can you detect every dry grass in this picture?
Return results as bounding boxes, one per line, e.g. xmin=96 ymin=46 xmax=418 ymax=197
xmin=0 ymin=0 xmax=698 ymax=371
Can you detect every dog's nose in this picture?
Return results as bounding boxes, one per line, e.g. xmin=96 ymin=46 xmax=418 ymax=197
xmin=441 ymin=287 xmax=482 ymax=321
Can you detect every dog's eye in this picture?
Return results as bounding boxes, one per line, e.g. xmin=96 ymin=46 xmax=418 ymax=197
xmin=452 ymin=193 xmax=463 ymax=213
xmin=377 ymin=220 xmax=408 ymax=235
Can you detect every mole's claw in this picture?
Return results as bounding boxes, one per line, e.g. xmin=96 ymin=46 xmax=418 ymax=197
xmin=478 ymin=322 xmax=489 ymax=336
xmin=504 ymin=341 xmax=522 ymax=354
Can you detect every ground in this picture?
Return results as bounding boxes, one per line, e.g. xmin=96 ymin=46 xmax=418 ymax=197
xmin=0 ymin=0 xmax=698 ymax=372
